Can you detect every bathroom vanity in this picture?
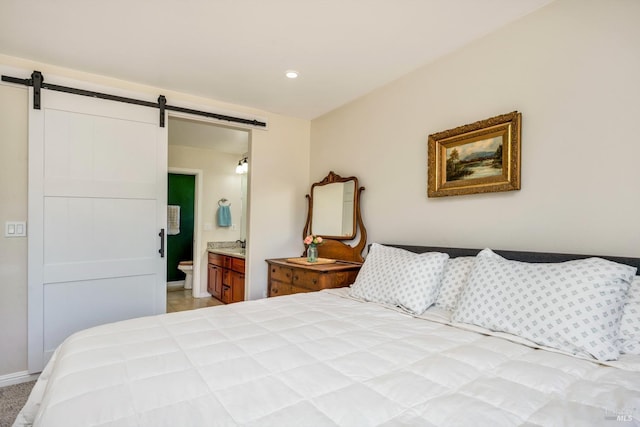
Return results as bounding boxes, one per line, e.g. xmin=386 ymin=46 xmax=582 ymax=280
xmin=207 ymin=251 xmax=245 ymax=304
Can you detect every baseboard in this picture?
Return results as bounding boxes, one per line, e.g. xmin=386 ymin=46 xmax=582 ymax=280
xmin=167 ymin=280 xmax=185 ymax=291
xmin=0 ymin=370 xmax=39 ymax=387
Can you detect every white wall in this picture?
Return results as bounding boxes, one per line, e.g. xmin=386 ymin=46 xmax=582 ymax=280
xmin=311 ymin=0 xmax=640 ymax=258
xmin=0 ymin=56 xmax=310 ymax=377
xmin=248 ymin=115 xmax=311 ymax=298
xmin=0 ymin=83 xmax=28 ymax=376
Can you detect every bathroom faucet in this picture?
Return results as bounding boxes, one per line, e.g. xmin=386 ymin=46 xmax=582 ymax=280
xmin=236 ymin=239 xmax=246 ymax=249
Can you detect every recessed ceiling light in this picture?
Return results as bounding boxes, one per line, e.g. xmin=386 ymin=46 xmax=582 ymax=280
xmin=285 ymin=70 xmax=299 ymax=79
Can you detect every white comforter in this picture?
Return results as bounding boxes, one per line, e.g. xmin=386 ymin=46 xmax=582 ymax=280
xmin=15 ymin=289 xmax=640 ymax=426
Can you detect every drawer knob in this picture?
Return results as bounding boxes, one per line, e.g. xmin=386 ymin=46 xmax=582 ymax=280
xmin=272 ymin=268 xmax=276 ymax=273
xmin=294 ymin=275 xmax=299 ymax=281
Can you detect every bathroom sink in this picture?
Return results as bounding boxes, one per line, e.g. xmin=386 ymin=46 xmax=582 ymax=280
xmin=226 ymin=248 xmax=246 ymax=255
xmin=209 ymin=247 xmax=245 ymax=257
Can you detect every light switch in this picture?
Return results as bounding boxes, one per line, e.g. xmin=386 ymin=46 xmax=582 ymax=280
xmin=5 ymin=221 xmax=27 ymax=237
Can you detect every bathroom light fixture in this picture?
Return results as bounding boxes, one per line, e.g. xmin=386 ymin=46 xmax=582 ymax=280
xmin=236 ymin=157 xmax=248 ymax=174
xmin=285 ymin=70 xmax=299 ymax=79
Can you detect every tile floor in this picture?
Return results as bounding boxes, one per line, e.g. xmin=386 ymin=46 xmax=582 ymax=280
xmin=166 ymin=288 xmax=224 ymax=313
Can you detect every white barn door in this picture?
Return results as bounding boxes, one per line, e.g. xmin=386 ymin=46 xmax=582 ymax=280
xmin=28 ymin=86 xmax=167 ymax=372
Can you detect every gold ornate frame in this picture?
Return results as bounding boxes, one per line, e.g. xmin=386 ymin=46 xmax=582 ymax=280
xmin=427 ymin=111 xmax=521 ymax=197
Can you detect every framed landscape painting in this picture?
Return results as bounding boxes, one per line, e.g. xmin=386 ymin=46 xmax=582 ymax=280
xmin=427 ymin=111 xmax=521 ymax=197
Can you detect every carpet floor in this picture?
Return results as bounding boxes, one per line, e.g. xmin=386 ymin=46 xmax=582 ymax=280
xmin=0 ymin=381 xmax=35 ymax=427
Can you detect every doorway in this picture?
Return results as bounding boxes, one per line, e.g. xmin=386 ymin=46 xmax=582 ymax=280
xmin=167 ymin=115 xmax=250 ymax=311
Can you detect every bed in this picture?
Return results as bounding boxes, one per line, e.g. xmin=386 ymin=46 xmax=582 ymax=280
xmin=14 ymin=244 xmax=640 ymax=426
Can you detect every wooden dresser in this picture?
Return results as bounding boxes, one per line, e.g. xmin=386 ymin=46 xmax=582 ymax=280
xmin=265 ymin=258 xmax=362 ymax=297
xmin=267 ymin=171 xmax=367 ymax=297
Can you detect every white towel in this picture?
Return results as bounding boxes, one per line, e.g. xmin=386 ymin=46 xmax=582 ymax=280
xmin=168 ymin=205 xmax=180 ymax=235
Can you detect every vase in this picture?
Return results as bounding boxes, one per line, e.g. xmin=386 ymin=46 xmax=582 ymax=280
xmin=307 ymin=245 xmax=318 ymax=263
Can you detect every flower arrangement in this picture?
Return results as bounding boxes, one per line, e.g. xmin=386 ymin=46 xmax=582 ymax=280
xmin=304 ymin=235 xmax=322 ymax=262
xmin=304 ymin=235 xmax=323 ymax=246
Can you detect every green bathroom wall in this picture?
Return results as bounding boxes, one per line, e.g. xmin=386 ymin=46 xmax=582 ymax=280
xmin=167 ymin=173 xmax=195 ymax=282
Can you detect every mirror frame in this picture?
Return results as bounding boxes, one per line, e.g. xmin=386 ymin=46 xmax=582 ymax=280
xmin=309 ymin=173 xmax=357 ymax=239
xmin=303 ymin=171 xmax=367 ymax=262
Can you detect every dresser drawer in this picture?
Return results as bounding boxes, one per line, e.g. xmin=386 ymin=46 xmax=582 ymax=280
xmin=290 ymin=284 xmax=315 ymax=294
xmin=269 ymin=265 xmax=294 ymax=283
xmin=269 ymin=281 xmax=292 ymax=297
xmin=292 ymin=269 xmax=321 ymax=290
xmin=331 ymin=271 xmax=357 ymax=288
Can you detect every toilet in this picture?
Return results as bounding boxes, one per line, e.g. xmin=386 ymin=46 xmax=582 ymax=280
xmin=177 ymin=261 xmax=193 ymax=290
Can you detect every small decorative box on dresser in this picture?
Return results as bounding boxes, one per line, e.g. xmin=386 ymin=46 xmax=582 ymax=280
xmin=208 ymin=252 xmax=245 ymax=304
xmin=266 ymin=258 xmax=362 ymax=297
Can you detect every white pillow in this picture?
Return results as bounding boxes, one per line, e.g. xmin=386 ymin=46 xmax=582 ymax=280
xmin=349 ymin=243 xmax=449 ymax=315
xmin=435 ymin=257 xmax=476 ymax=312
xmin=618 ymin=276 xmax=640 ymax=354
xmin=452 ymin=248 xmax=636 ymax=361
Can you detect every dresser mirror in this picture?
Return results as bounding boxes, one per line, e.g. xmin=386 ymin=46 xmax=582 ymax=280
xmin=311 ymin=179 xmax=356 ymax=238
xmin=303 ymin=171 xmax=367 ymax=262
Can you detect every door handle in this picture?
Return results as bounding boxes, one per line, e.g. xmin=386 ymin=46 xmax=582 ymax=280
xmin=159 ymin=228 xmax=165 ymax=258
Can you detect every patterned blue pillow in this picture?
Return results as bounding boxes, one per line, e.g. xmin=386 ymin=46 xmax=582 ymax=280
xmin=349 ymin=244 xmax=449 ymax=314
xmin=453 ymin=249 xmax=636 ymax=361
xmin=618 ymin=276 xmax=640 ymax=354
xmin=435 ymin=257 xmax=476 ymax=312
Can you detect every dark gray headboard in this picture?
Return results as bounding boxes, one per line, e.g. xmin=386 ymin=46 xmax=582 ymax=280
xmin=383 ymin=244 xmax=640 ymax=272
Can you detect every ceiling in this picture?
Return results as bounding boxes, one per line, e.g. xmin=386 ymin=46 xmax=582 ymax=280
xmin=0 ymin=0 xmax=553 ymax=120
